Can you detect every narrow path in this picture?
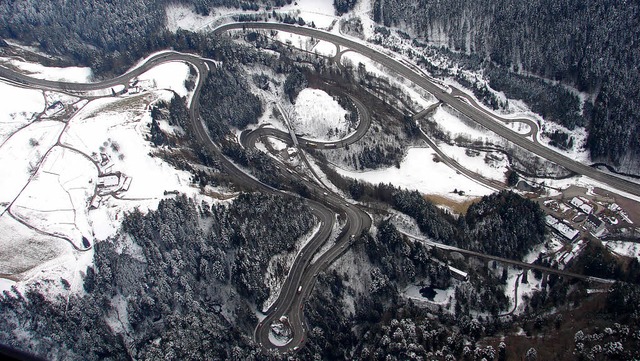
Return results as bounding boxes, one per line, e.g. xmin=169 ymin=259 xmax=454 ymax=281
xmin=400 ymin=230 xmax=615 ymax=284
xmin=499 ymin=272 xmax=521 ymax=317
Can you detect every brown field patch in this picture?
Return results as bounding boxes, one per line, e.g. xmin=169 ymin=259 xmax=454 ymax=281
xmin=423 ymin=193 xmax=480 ymax=214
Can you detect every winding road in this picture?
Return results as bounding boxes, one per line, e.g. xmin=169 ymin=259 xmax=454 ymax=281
xmin=1 ymin=44 xmax=372 ymax=353
xmin=239 ymin=84 xmax=374 ymax=350
xmin=1 ymin=20 xmax=638 ymax=355
xmin=0 ymin=52 xmax=196 ymax=93
xmin=213 ymin=22 xmax=640 ymax=198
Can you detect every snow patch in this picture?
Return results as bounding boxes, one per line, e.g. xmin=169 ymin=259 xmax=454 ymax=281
xmin=312 ymin=40 xmax=338 ymax=57
xmin=403 ymin=284 xmax=455 ymax=305
xmin=503 ymin=267 xmax=544 ymax=315
xmin=0 ymin=82 xmax=44 ymax=143
xmin=1 ymin=58 xmax=92 ymax=82
xmin=269 ymin=318 xmax=293 ymax=346
xmin=337 ymin=147 xmax=494 ymax=200
xmin=603 ymin=241 xmax=640 ymax=261
xmin=268 ymin=327 xmax=292 ymax=347
xmin=293 ymin=88 xmax=349 ymax=141
xmin=0 ymin=277 xmax=16 ymax=293
xmin=137 ymin=61 xmax=191 ymax=98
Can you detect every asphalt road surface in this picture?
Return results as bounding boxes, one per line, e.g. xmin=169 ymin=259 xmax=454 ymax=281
xmin=0 ymin=52 xmax=196 ymax=92
xmin=0 ymin=45 xmax=372 ymax=354
xmin=1 ymin=21 xmax=636 ymax=355
xmin=400 ymin=231 xmax=615 ymax=285
xmin=214 ymin=22 xmax=640 ymax=198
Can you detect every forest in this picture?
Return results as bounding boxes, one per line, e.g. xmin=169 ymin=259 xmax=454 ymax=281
xmin=0 ymin=194 xmax=314 ymax=360
xmin=0 ymin=0 xmax=280 ymax=76
xmin=2 ymin=1 xmax=640 ymax=359
xmin=348 ymin=182 xmax=547 ymax=260
xmin=373 ymin=0 xmax=640 ymax=172
xmin=199 ymin=63 xmax=263 ymax=140
xmin=296 ymin=202 xmax=640 ymax=360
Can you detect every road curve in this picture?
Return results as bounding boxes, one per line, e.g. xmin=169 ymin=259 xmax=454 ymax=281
xmin=2 ymin=21 xmax=634 ymax=354
xmin=449 ymin=87 xmax=541 ymax=141
xmin=0 ymin=52 xmax=199 ymax=93
xmin=213 ymin=22 xmax=640 ymax=198
xmin=241 ymin=92 xmax=370 ymax=152
xmin=170 ymin=54 xmax=372 ymax=353
xmin=0 ymin=45 xmax=372 ymax=353
xmin=241 ymin=91 xmax=371 ymax=153
xmin=239 ymin=90 xmax=375 ymax=350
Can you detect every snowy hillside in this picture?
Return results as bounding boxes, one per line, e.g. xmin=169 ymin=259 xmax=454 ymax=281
xmin=292 ymin=88 xmax=350 ymax=141
xmin=0 ymin=57 xmax=92 ymax=82
xmin=0 ymin=57 xmax=214 ymax=296
xmin=337 ymin=147 xmax=494 ymax=201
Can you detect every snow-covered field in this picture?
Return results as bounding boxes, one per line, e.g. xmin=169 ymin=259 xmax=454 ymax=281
xmin=438 ymin=143 xmax=509 ymax=181
xmin=603 ymin=241 xmax=640 ymax=261
xmin=429 ymin=106 xmax=504 ymax=145
xmin=137 ymin=62 xmax=191 ymax=98
xmin=342 ymin=51 xmax=385 ymax=77
xmin=312 ymin=40 xmax=338 ymax=57
xmin=165 ymin=4 xmax=255 ymax=32
xmin=166 ymin=0 xmax=336 ymax=33
xmin=1 ymin=57 xmax=92 ymax=82
xmin=0 ymin=57 xmax=213 ymax=296
xmin=11 ymin=147 xmax=97 ymax=249
xmin=280 ymin=0 xmax=336 ymax=28
xmin=0 ymin=215 xmax=73 ymax=276
xmin=293 ymin=88 xmax=350 ymax=141
xmin=0 ymin=120 xmax=65 ymax=215
xmin=0 ymin=82 xmax=44 ymax=142
xmin=166 ymin=4 xmax=224 ymax=32
xmin=60 ymin=93 xmax=201 ymax=240
xmin=337 ymin=147 xmax=494 ymax=200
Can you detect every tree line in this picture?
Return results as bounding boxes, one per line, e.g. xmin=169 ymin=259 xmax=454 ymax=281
xmin=0 ymin=193 xmax=314 ymax=359
xmin=372 ymin=0 xmax=640 ymax=173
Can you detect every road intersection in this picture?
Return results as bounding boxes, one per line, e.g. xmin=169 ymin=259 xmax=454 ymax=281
xmin=214 ymin=22 xmax=640 ymax=198
xmin=1 ymin=21 xmax=638 ymax=355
